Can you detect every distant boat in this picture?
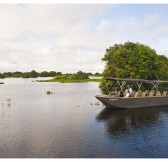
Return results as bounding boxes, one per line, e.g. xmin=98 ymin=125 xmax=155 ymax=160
xmin=96 ymin=78 xmax=168 ymax=109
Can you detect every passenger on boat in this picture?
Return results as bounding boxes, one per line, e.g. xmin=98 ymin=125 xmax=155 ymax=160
xmin=109 ymin=88 xmax=117 ymax=97
xmin=125 ymin=85 xmax=132 ymax=97
xmin=125 ymin=88 xmax=129 ymax=97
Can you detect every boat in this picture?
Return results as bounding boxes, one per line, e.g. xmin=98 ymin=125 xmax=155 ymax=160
xmin=95 ymin=78 xmax=168 ymax=109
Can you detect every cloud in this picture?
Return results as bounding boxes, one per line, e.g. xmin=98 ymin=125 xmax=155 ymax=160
xmin=0 ymin=4 xmax=110 ymax=72
xmin=0 ymin=4 xmax=168 ymax=73
xmin=94 ymin=13 xmax=168 ymax=58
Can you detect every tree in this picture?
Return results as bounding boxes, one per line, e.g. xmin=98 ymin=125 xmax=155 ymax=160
xmin=56 ymin=72 xmax=62 ymax=76
xmin=70 ymin=71 xmax=89 ymax=80
xmin=39 ymin=71 xmax=49 ymax=77
xmin=12 ymin=71 xmax=22 ymax=78
xmin=157 ymin=55 xmax=168 ymax=80
xmin=22 ymin=72 xmax=30 ymax=78
xmin=0 ymin=73 xmax=5 ymax=78
xmin=30 ymin=70 xmax=38 ymax=78
xmin=3 ymin=72 xmax=12 ymax=78
xmin=49 ymin=71 xmax=56 ymax=77
xmin=100 ymin=42 xmax=168 ymax=89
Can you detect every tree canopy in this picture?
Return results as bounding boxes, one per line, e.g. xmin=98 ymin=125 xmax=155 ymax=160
xmin=100 ymin=42 xmax=168 ymax=89
xmin=70 ymin=71 xmax=89 ymax=80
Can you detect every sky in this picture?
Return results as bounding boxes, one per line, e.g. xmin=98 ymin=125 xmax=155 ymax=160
xmin=0 ymin=4 xmax=168 ymax=73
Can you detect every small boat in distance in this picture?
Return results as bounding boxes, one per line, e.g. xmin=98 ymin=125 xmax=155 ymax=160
xmin=96 ymin=78 xmax=168 ymax=109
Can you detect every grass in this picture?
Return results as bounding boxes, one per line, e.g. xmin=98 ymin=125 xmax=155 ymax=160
xmin=36 ymin=78 xmax=101 ymax=83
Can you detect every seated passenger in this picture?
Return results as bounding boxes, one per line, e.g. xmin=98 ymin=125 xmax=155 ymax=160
xmin=124 ymin=87 xmax=128 ymax=97
xmin=109 ymin=88 xmax=117 ymax=97
xmin=125 ymin=85 xmax=132 ymax=97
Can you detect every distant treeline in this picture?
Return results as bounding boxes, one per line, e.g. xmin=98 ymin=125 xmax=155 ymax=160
xmin=0 ymin=70 xmax=101 ymax=78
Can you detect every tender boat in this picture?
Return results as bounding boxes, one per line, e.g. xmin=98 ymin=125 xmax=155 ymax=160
xmin=96 ymin=78 xmax=168 ymax=109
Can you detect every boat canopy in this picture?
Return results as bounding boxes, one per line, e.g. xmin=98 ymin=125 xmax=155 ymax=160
xmin=104 ymin=78 xmax=168 ymax=95
xmin=105 ymin=78 xmax=168 ymax=84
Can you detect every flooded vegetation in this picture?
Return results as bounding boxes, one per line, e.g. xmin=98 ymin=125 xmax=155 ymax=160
xmin=36 ymin=71 xmax=101 ymax=83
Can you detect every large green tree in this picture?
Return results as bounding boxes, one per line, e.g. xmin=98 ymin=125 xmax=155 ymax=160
xmin=157 ymin=55 xmax=168 ymax=80
xmin=100 ymin=42 xmax=168 ymax=88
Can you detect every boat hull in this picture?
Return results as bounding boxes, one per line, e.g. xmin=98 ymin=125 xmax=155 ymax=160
xmin=96 ymin=95 xmax=168 ymax=109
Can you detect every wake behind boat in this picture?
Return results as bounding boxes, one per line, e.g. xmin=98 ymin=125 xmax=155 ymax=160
xmin=96 ymin=78 xmax=168 ymax=109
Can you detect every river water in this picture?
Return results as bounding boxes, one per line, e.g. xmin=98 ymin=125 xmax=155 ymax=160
xmin=0 ymin=78 xmax=168 ymax=158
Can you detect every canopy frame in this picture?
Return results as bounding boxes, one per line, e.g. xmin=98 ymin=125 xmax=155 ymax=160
xmin=105 ymin=78 xmax=168 ymax=97
xmin=136 ymin=82 xmax=143 ymax=92
xmin=105 ymin=78 xmax=168 ymax=84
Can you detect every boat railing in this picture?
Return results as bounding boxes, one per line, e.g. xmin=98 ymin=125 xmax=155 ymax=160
xmin=162 ymin=91 xmax=168 ymax=96
xmin=131 ymin=90 xmax=164 ymax=97
xmin=101 ymin=89 xmax=168 ymax=98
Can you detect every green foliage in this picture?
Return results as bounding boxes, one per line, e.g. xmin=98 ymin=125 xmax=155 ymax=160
xmin=3 ymin=72 xmax=12 ymax=78
xmin=70 ymin=71 xmax=89 ymax=80
xmin=157 ymin=55 xmax=168 ymax=80
xmin=52 ymin=71 xmax=89 ymax=81
xmin=101 ymin=42 xmax=168 ymax=89
xmin=37 ymin=71 xmax=100 ymax=83
xmin=22 ymin=72 xmax=30 ymax=78
xmin=0 ymin=70 xmax=101 ymax=81
xmin=12 ymin=71 xmax=22 ymax=78
xmin=0 ymin=73 xmax=5 ymax=78
xmin=49 ymin=71 xmax=57 ymax=77
xmin=56 ymin=72 xmax=62 ymax=76
xmin=39 ymin=71 xmax=49 ymax=77
xmin=54 ymin=75 xmax=68 ymax=80
xmin=30 ymin=70 xmax=38 ymax=78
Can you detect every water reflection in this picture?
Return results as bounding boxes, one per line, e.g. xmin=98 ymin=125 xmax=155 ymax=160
xmin=96 ymin=107 xmax=168 ymax=137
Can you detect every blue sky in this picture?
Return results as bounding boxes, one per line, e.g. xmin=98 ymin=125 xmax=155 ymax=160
xmin=0 ymin=4 xmax=168 ymax=73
